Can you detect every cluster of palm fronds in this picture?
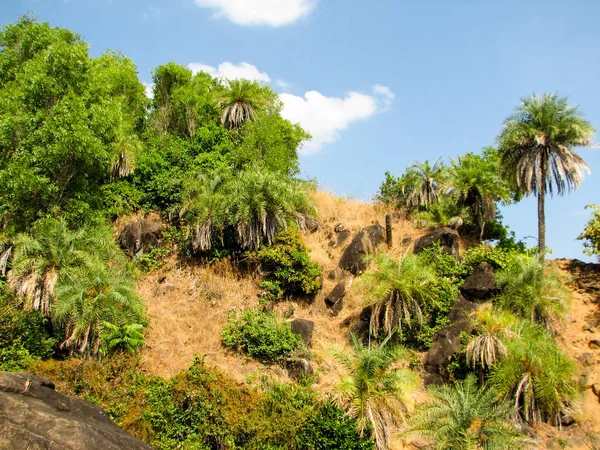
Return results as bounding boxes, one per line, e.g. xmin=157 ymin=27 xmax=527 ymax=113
xmin=180 ymin=167 xmax=316 ymax=252
xmin=2 ymin=219 xmax=144 ymax=355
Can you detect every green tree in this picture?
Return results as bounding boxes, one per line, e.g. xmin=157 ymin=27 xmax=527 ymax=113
xmin=448 ymin=148 xmax=513 ymax=240
xmin=361 ymin=252 xmax=440 ymax=339
xmin=406 ymin=159 xmax=447 ymax=210
xmin=490 ymin=326 xmax=576 ymax=425
xmin=54 ymin=267 xmax=145 ymax=355
xmin=497 ymin=93 xmax=595 ymax=257
xmin=332 ymin=334 xmax=418 ymax=450
xmin=578 ymin=204 xmax=600 ymax=261
xmin=404 ymin=375 xmax=526 ymax=450
xmin=215 ymin=79 xmax=275 ymax=129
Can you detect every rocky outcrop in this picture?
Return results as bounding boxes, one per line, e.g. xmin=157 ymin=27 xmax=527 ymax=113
xmin=339 ymin=225 xmax=386 ymax=275
xmin=118 ymin=218 xmax=162 ymax=258
xmin=290 ymin=318 xmax=314 ymax=347
xmin=0 ymin=372 xmax=152 ymax=450
xmin=325 ymin=278 xmax=352 ymax=316
xmin=413 ymin=227 xmax=460 ymax=258
xmin=284 ymin=358 xmax=314 ymax=381
xmin=460 ymin=262 xmax=497 ymax=301
xmin=422 ymin=295 xmax=478 ymax=385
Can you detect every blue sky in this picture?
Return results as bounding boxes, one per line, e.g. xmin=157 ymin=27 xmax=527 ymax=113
xmin=3 ymin=0 xmax=600 ymax=261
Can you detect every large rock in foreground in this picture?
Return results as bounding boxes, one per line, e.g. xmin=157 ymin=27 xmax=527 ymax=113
xmin=461 ymin=262 xmax=497 ymax=301
xmin=0 ymin=372 xmax=152 ymax=450
xmin=413 ymin=227 xmax=460 ymax=258
xmin=118 ymin=218 xmax=162 ymax=258
xmin=339 ymin=225 xmax=386 ymax=275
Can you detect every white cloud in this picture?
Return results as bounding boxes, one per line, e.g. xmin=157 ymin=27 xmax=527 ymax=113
xmin=193 ymin=0 xmax=315 ymax=26
xmin=280 ymin=85 xmax=395 ymax=154
xmin=142 ymin=82 xmax=154 ymax=99
xmin=187 ymin=61 xmax=271 ymax=82
xmin=276 ymin=79 xmax=292 ymax=89
xmin=143 ymin=6 xmax=160 ymax=20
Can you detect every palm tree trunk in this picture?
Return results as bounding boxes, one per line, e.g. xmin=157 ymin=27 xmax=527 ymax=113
xmin=537 ymin=190 xmax=545 ymax=259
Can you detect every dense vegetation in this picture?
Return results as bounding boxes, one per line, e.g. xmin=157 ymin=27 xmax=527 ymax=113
xmin=0 ymin=14 xmax=597 ymax=450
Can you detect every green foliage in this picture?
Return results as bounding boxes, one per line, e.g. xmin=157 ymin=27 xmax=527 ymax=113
xmin=578 ymin=204 xmax=600 ymax=260
xmin=495 ymin=255 xmax=569 ymax=331
xmin=0 ymin=289 xmax=57 ymax=370
xmin=489 ymin=325 xmax=576 ymax=425
xmin=362 ymin=251 xmax=457 ymax=349
xmin=463 ymin=244 xmax=522 ymax=271
xmin=221 ymin=309 xmax=302 ymax=362
xmin=404 ymin=375 xmax=526 ymax=450
xmin=333 ymin=334 xmax=417 ymax=450
xmin=134 ymin=245 xmax=170 ymax=273
xmin=256 ymin=228 xmax=322 ymax=301
xmin=100 ymin=322 xmax=145 ymax=355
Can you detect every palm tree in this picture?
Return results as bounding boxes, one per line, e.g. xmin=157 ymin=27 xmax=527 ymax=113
xmin=495 ymin=255 xmax=568 ymax=333
xmin=7 ymin=219 xmax=120 ymax=315
xmin=403 ymin=375 xmax=526 ymax=450
xmin=216 ymin=79 xmax=270 ymax=129
xmin=448 ymin=150 xmax=512 ymax=240
xmin=490 ymin=325 xmax=576 ymax=425
xmin=361 ymin=252 xmax=439 ymax=339
xmin=404 ymin=159 xmax=447 ymax=210
xmin=497 ymin=93 xmax=596 ymax=257
xmin=466 ymin=306 xmax=518 ymax=382
xmin=332 ymin=334 xmax=418 ymax=450
xmin=53 ymin=267 xmax=145 ymax=355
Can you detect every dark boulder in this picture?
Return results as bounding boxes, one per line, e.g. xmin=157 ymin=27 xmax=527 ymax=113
xmin=339 ymin=225 xmax=386 ymax=275
xmin=327 ymin=268 xmax=349 ymax=281
xmin=325 ymin=280 xmax=347 ymax=316
xmin=422 ymin=295 xmax=477 ymax=385
xmin=290 ymin=318 xmax=314 ymax=347
xmin=461 ymin=262 xmax=497 ymax=301
xmin=413 ymin=227 xmax=460 ymax=258
xmin=0 ymin=372 xmax=152 ymax=450
xmin=118 ymin=218 xmax=162 ymax=258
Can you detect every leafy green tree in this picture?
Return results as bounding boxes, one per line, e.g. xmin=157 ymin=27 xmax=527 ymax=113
xmin=215 ymin=79 xmax=275 ymax=129
xmin=0 ymin=17 xmax=146 ymax=230
xmin=448 ymin=148 xmax=514 ymax=240
xmin=578 ymin=204 xmax=600 ymax=261
xmin=405 ymin=159 xmax=448 ymax=210
xmin=490 ymin=325 xmax=576 ymax=425
xmin=7 ymin=219 xmax=122 ymax=315
xmin=495 ymin=255 xmax=568 ymax=332
xmin=361 ymin=252 xmax=440 ymax=339
xmin=497 ymin=93 xmax=595 ymax=257
xmin=404 ymin=375 xmax=526 ymax=450
xmin=54 ymin=266 xmax=145 ymax=355
xmin=100 ymin=321 xmax=145 ymax=355
xmin=332 ymin=334 xmax=418 ymax=450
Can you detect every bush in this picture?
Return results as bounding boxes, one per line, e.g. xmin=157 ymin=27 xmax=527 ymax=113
xmin=256 ymin=228 xmax=322 ymax=302
xmin=579 ymin=204 xmax=600 ymax=261
xmin=221 ymin=309 xmax=302 ymax=361
xmin=463 ymin=244 xmax=522 ymax=271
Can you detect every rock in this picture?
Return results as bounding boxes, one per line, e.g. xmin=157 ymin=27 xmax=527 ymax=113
xmin=578 ymin=352 xmax=595 ymax=367
xmin=325 ymin=280 xmax=348 ymax=316
xmin=408 ymin=437 xmax=433 ymax=449
xmin=334 ymin=223 xmax=346 ymax=233
xmin=401 ymin=236 xmax=413 ymax=247
xmin=422 ymin=295 xmax=478 ymax=384
xmin=303 ymin=215 xmax=319 ymax=233
xmin=592 ymin=383 xmax=600 ymax=398
xmin=290 ymin=319 xmax=314 ymax=347
xmin=327 ymin=268 xmax=349 ymax=281
xmin=284 ymin=359 xmax=314 ymax=381
xmin=282 ymin=305 xmax=295 ymax=319
xmin=152 ymin=282 xmax=175 ymax=297
xmin=0 ymin=372 xmax=152 ymax=450
xmin=461 ymin=262 xmax=497 ymax=301
xmin=118 ymin=218 xmax=162 ymax=258
xmin=589 ymin=340 xmax=600 ymax=349
xmin=335 ymin=230 xmax=351 ymax=247
xmin=339 ymin=225 xmax=386 ymax=275
xmin=413 ymin=227 xmax=460 ymax=258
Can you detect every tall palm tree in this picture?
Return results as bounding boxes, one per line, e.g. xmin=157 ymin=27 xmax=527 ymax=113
xmin=490 ymin=325 xmax=576 ymax=425
xmin=216 ymin=79 xmax=269 ymax=129
xmin=497 ymin=93 xmax=595 ymax=257
xmin=7 ymin=219 xmax=120 ymax=315
xmin=332 ymin=334 xmax=418 ymax=450
xmin=361 ymin=252 xmax=439 ymax=339
xmin=54 ymin=266 xmax=145 ymax=355
xmin=406 ymin=159 xmax=447 ymax=210
xmin=403 ymin=375 xmax=526 ymax=450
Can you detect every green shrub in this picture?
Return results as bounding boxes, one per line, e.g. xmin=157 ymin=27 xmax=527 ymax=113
xmin=134 ymin=245 xmax=170 ymax=273
xmin=221 ymin=309 xmax=302 ymax=361
xmin=463 ymin=244 xmax=521 ymax=271
xmin=579 ymin=204 xmax=600 ymax=261
xmin=256 ymin=228 xmax=322 ymax=301
xmin=100 ymin=322 xmax=145 ymax=355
